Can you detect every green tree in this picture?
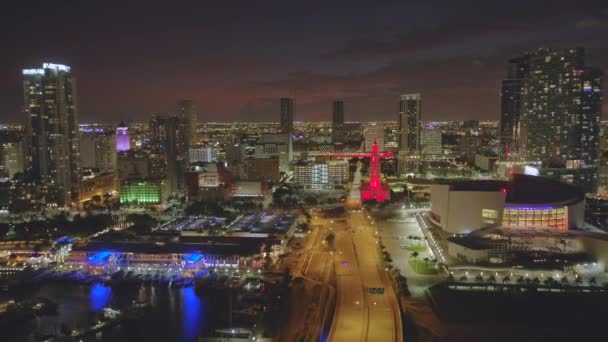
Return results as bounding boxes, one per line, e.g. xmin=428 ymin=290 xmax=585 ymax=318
xmin=410 ymin=251 xmax=419 ymax=272
xmin=126 ymin=213 xmax=158 ymax=233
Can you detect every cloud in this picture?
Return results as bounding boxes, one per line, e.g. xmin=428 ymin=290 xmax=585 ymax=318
xmin=576 ymin=16 xmax=608 ymax=29
xmin=327 ymin=2 xmax=606 ymax=61
xmin=250 ymin=55 xmax=506 ymax=121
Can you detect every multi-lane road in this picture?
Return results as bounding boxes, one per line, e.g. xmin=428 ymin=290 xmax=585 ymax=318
xmin=329 ymin=210 xmax=403 ymax=342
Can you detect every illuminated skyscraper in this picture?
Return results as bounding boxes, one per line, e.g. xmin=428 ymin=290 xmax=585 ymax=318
xmin=398 ymin=94 xmax=421 ymax=173
xmin=22 ymin=63 xmax=81 ymax=204
xmin=116 ymin=122 xmax=131 ymax=152
xmin=332 ymin=100 xmax=345 ymax=144
xmin=148 ymin=115 xmax=187 ymax=196
xmin=398 ymin=94 xmax=421 ymax=153
xmin=280 ymin=98 xmax=294 ymax=134
xmin=518 ymin=48 xmax=602 ymax=166
xmin=499 ymin=55 xmax=529 ymax=157
xmin=178 ymin=100 xmax=197 ymax=148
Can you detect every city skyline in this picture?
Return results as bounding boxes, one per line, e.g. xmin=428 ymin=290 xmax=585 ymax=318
xmin=0 ymin=1 xmax=606 ymax=123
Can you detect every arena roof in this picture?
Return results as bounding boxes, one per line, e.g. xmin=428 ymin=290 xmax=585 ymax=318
xmin=438 ymin=174 xmax=584 ymax=206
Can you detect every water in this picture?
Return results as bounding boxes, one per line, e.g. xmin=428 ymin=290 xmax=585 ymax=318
xmin=7 ymin=282 xmax=230 ymax=342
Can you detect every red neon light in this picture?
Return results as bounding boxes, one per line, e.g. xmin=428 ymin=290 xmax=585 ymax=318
xmin=360 ymin=142 xmax=390 ymax=203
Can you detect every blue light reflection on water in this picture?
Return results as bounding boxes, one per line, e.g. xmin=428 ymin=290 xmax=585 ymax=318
xmin=89 ymin=283 xmax=112 ymax=312
xmin=182 ymin=286 xmax=205 ymax=342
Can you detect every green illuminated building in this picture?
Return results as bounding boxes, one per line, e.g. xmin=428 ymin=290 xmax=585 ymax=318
xmin=120 ymin=179 xmax=164 ymax=205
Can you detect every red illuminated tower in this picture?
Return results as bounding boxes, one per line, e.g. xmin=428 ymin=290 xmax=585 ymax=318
xmin=361 ymin=142 xmax=390 ymax=202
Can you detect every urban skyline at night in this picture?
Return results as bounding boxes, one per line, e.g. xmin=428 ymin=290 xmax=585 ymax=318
xmin=1 ymin=2 xmax=608 ymax=341
xmin=1 ymin=1 xmax=607 ymax=123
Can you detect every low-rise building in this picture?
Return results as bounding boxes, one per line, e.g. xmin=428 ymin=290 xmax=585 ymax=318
xmin=120 ymin=179 xmax=166 ymax=206
xmin=80 ymin=172 xmax=117 ymax=203
xmin=242 ymin=157 xmax=280 ymax=182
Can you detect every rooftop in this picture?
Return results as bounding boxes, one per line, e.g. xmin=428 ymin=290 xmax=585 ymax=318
xmin=437 ymin=174 xmax=584 ymax=206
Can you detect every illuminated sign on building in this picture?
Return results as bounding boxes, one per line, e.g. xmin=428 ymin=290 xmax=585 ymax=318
xmin=22 ymin=69 xmax=44 ymax=75
xmin=524 ymin=165 xmax=539 ymax=176
xmin=43 ymin=63 xmax=70 ymax=72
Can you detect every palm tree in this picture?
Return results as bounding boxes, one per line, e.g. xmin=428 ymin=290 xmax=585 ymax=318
xmin=589 ymin=277 xmax=597 ymax=287
xmin=487 ymin=275 xmax=496 ymax=284
xmin=574 ymin=276 xmax=583 ymax=286
xmin=532 ymin=277 xmax=540 ymax=286
xmin=475 ymin=274 xmax=484 ymax=283
xmin=502 ymin=275 xmax=511 ymax=284
xmin=447 ymin=273 xmax=455 ymax=283
xmin=560 ymin=276 xmax=569 ymax=289
xmin=459 ymin=274 xmax=468 ymax=282
xmin=410 ymin=251 xmax=419 ymax=272
xmin=516 ymin=276 xmax=525 ymax=287
xmin=544 ymin=277 xmax=555 ymax=288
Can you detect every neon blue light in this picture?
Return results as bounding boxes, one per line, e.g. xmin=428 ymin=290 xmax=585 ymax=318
xmin=182 ymin=286 xmax=205 ymax=342
xmin=184 ymin=253 xmax=204 ymax=269
xmin=56 ymin=237 xmax=75 ymax=244
xmin=505 ymin=206 xmax=555 ymax=210
xmin=88 ymin=251 xmax=114 ymax=266
xmin=184 ymin=253 xmax=204 ymax=263
xmin=90 ymin=284 xmax=112 ymax=312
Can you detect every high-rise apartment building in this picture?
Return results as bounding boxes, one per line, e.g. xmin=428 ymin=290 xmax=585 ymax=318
xmin=365 ymin=124 xmax=384 ymax=152
xmin=398 ymin=94 xmax=421 ymax=153
xmin=22 ymin=63 xmax=81 ymax=204
xmin=148 ymin=115 xmax=187 ymax=195
xmin=116 ymin=122 xmax=131 ymax=152
xmin=178 ymin=100 xmax=197 ymax=148
xmin=421 ymin=129 xmax=442 ymax=156
xmin=280 ymin=98 xmax=294 ymax=134
xmin=517 ymin=48 xmax=602 ymax=165
xmin=165 ymin=116 xmax=187 ymax=196
xmin=499 ymin=55 xmax=530 ymax=156
xmin=80 ymin=131 xmax=117 ymax=173
xmin=332 ymin=100 xmax=345 ymax=144
xmin=499 ymin=48 xmax=603 ymax=192
xmin=398 ymin=94 xmax=422 ymax=174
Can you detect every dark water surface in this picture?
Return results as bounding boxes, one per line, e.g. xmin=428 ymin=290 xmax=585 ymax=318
xmin=7 ymin=282 xmax=230 ymax=342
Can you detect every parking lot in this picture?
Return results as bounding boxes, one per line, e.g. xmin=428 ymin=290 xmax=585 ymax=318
xmin=229 ymin=211 xmax=298 ymax=233
xmin=156 ymin=215 xmax=227 ymax=232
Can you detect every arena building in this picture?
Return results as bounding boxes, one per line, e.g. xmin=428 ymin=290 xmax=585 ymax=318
xmin=429 ymin=174 xmax=585 ymax=234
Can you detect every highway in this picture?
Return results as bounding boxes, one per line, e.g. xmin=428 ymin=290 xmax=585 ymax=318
xmin=328 ymin=210 xmax=403 ymax=342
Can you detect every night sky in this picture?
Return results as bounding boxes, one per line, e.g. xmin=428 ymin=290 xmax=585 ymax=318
xmin=0 ymin=1 xmax=606 ymax=123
